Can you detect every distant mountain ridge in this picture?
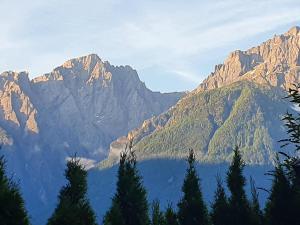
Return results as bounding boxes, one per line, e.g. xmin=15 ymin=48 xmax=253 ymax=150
xmin=101 ymin=26 xmax=300 ymax=167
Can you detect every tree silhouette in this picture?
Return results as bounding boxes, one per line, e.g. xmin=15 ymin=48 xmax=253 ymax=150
xmin=177 ymin=149 xmax=209 ymax=225
xmin=277 ymin=85 xmax=300 ymax=225
xmin=165 ymin=204 xmax=178 ymax=225
xmin=226 ymin=146 xmax=251 ymax=225
xmin=0 ymin=154 xmax=30 ymax=225
xmin=151 ymin=200 xmax=166 ymax=225
xmin=104 ymin=141 xmax=150 ymax=225
xmin=249 ymin=177 xmax=263 ymax=225
xmin=210 ymin=176 xmax=229 ymax=225
xmin=264 ymin=162 xmax=292 ymax=225
xmin=47 ymin=157 xmax=97 ymax=225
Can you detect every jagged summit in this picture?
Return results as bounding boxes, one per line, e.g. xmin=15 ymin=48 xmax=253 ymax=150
xmin=0 ymin=71 xmax=29 ymax=82
xmin=32 ymin=53 xmax=139 ymax=85
xmin=196 ymin=26 xmax=300 ymax=92
xmin=62 ymin=53 xmax=102 ymax=69
xmin=286 ymin=26 xmax=300 ymax=36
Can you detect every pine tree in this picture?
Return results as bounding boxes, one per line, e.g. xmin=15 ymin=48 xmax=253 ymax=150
xmin=226 ymin=146 xmax=251 ymax=225
xmin=103 ymin=141 xmax=150 ymax=225
xmin=249 ymin=177 xmax=263 ymax=225
xmin=0 ymin=155 xmax=30 ymax=225
xmin=47 ymin=157 xmax=97 ymax=225
xmin=103 ymin=200 xmax=124 ymax=225
xmin=277 ymin=84 xmax=300 ymax=225
xmin=151 ymin=200 xmax=166 ymax=225
xmin=210 ymin=176 xmax=229 ymax=225
xmin=264 ymin=163 xmax=292 ymax=225
xmin=165 ymin=204 xmax=178 ymax=225
xmin=177 ymin=149 xmax=209 ymax=225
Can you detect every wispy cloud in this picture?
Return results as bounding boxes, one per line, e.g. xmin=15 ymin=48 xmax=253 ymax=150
xmin=0 ymin=0 xmax=300 ymax=91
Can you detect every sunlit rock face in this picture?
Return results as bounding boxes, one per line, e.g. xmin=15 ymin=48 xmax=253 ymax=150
xmin=197 ymin=26 xmax=300 ymax=92
xmin=0 ymin=54 xmax=183 ymax=224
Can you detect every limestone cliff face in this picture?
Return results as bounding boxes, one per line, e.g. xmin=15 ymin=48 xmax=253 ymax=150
xmin=0 ymin=54 xmax=182 ymax=158
xmin=197 ymin=26 xmax=300 ymax=92
xmin=0 ymin=71 xmax=38 ymax=133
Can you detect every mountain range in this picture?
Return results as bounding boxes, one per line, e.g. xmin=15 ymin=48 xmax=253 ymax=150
xmin=1 ymin=26 xmax=300 ymax=224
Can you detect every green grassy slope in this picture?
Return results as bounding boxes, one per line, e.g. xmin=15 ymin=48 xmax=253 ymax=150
xmin=131 ymin=81 xmax=288 ymax=164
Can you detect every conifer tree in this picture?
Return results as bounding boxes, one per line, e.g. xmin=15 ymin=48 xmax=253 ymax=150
xmin=177 ymin=149 xmax=209 ymax=225
xmin=226 ymin=146 xmax=251 ymax=225
xmin=210 ymin=176 xmax=229 ymax=225
xmin=0 ymin=155 xmax=30 ymax=225
xmin=249 ymin=177 xmax=263 ymax=225
xmin=47 ymin=157 xmax=97 ymax=225
xmin=264 ymin=163 xmax=292 ymax=225
xmin=277 ymin=84 xmax=300 ymax=225
xmin=165 ymin=204 xmax=178 ymax=225
xmin=103 ymin=141 xmax=150 ymax=225
xmin=151 ymin=200 xmax=166 ymax=225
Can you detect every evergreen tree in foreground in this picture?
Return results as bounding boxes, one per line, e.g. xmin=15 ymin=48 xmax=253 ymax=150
xmin=165 ymin=204 xmax=179 ymax=225
xmin=0 ymin=154 xmax=30 ymax=225
xmin=47 ymin=157 xmax=97 ymax=225
xmin=151 ymin=200 xmax=166 ymax=225
xmin=103 ymin=141 xmax=150 ymax=225
xmin=249 ymin=177 xmax=263 ymax=225
xmin=226 ymin=146 xmax=251 ymax=225
xmin=278 ymin=84 xmax=300 ymax=225
xmin=177 ymin=149 xmax=209 ymax=225
xmin=264 ymin=162 xmax=292 ymax=225
xmin=210 ymin=176 xmax=229 ymax=225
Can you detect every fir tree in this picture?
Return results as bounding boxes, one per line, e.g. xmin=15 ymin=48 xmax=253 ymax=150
xmin=151 ymin=200 xmax=166 ymax=225
xmin=165 ymin=204 xmax=178 ymax=225
xmin=103 ymin=141 xmax=150 ymax=225
xmin=210 ymin=176 xmax=229 ymax=225
xmin=47 ymin=157 xmax=97 ymax=225
xmin=0 ymin=155 xmax=30 ymax=225
xmin=249 ymin=177 xmax=263 ymax=225
xmin=264 ymin=163 xmax=292 ymax=225
xmin=226 ymin=146 xmax=251 ymax=225
xmin=177 ymin=149 xmax=209 ymax=225
xmin=277 ymin=84 xmax=300 ymax=225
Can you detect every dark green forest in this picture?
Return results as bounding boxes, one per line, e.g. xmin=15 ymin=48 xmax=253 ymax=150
xmin=1 ymin=86 xmax=300 ymax=225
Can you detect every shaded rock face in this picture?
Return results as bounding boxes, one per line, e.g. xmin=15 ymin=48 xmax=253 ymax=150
xmin=0 ymin=54 xmax=183 ymax=224
xmin=197 ymin=26 xmax=300 ymax=92
xmin=0 ymin=54 xmax=183 ymax=159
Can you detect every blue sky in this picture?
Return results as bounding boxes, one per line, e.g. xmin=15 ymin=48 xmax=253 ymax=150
xmin=1 ymin=0 xmax=300 ymax=92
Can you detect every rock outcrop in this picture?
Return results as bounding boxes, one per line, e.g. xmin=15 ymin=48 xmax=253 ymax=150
xmin=197 ymin=26 xmax=300 ymax=92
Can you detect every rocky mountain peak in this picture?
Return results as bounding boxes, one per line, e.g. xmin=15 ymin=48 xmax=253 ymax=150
xmin=196 ymin=26 xmax=300 ymax=92
xmin=62 ymin=53 xmax=102 ymax=70
xmin=286 ymin=26 xmax=300 ymax=36
xmin=32 ymin=54 xmax=141 ymax=88
xmin=0 ymin=71 xmax=30 ymax=83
